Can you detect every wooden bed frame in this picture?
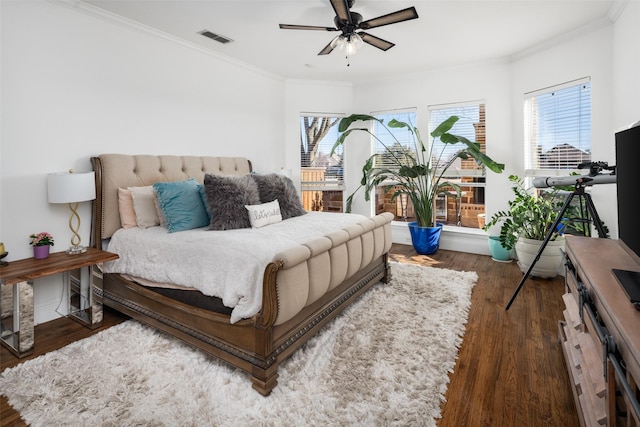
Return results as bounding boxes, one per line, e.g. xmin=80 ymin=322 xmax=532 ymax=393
xmin=90 ymin=154 xmax=393 ymax=395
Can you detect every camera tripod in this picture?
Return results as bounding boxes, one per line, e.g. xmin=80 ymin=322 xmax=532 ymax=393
xmin=505 ymin=178 xmax=608 ymax=310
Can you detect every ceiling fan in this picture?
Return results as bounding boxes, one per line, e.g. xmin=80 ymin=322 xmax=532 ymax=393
xmin=279 ymin=0 xmax=419 ymax=56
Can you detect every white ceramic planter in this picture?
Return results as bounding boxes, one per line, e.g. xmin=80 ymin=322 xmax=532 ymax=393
xmin=515 ymin=236 xmax=565 ymax=278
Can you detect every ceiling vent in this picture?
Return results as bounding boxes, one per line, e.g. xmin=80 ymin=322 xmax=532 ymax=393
xmin=198 ymin=30 xmax=233 ymax=44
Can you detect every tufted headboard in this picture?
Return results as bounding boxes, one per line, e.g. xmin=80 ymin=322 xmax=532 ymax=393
xmin=91 ymin=154 xmax=253 ymax=243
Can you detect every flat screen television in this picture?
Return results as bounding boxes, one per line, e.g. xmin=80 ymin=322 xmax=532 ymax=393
xmin=613 ymin=123 xmax=640 ymax=305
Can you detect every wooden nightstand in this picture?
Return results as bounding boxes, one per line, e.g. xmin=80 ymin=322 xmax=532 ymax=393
xmin=0 ymin=247 xmax=118 ymax=357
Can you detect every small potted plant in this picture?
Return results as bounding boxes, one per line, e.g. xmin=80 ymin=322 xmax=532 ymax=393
xmin=483 ymin=217 xmax=513 ymax=262
xmin=29 ymin=232 xmax=54 ymax=259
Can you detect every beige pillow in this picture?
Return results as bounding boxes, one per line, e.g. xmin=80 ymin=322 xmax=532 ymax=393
xmin=128 ymin=185 xmax=161 ymax=228
xmin=117 ymin=188 xmax=137 ymax=229
xmin=153 ymin=194 xmax=166 ymax=227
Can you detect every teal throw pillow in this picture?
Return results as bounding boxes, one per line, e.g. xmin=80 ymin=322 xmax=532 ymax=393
xmin=153 ymin=179 xmax=210 ymax=233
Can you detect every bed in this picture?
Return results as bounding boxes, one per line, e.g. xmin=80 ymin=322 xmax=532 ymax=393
xmin=90 ymin=154 xmax=394 ymax=395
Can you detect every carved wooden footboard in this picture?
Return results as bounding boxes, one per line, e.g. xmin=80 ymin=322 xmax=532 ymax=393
xmin=90 ymin=154 xmax=393 ymax=395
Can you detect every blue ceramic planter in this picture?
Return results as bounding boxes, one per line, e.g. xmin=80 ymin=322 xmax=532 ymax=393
xmin=408 ymin=222 xmax=443 ymax=255
xmin=488 ymin=235 xmax=512 ymax=262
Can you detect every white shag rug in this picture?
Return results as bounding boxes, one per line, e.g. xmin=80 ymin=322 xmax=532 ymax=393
xmin=0 ymin=262 xmax=477 ymax=427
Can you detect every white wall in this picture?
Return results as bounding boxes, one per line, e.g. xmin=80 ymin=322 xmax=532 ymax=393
xmin=613 ymin=1 xmax=640 ymax=130
xmin=1 ymin=0 xmax=285 ymax=323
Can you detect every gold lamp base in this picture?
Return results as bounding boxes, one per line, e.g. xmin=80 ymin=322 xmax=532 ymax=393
xmin=67 ymin=202 xmax=87 ymax=255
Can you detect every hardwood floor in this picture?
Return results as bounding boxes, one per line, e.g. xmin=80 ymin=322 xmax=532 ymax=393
xmin=1 ymin=244 xmax=578 ymax=426
xmin=389 ymin=245 xmax=579 ymax=427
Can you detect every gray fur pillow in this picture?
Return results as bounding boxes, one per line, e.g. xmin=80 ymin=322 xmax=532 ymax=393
xmin=203 ymin=174 xmax=260 ymax=230
xmin=252 ymin=173 xmax=306 ymax=220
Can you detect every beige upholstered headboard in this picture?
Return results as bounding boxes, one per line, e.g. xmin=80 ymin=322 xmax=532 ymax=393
xmin=91 ymin=154 xmax=252 ymax=243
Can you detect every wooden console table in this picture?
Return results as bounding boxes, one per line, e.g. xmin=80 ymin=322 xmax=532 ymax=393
xmin=560 ymin=235 xmax=640 ymax=426
xmin=0 ymin=248 xmax=118 ymax=357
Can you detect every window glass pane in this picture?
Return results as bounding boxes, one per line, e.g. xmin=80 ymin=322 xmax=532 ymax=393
xmin=373 ymin=110 xmax=417 ymax=169
xmin=525 ymin=80 xmax=591 ymax=171
xmin=428 ymin=103 xmax=487 ymax=228
xmin=429 ymin=105 xmax=484 ymax=176
xmin=299 ymin=115 xmax=344 ymax=213
xmin=371 ymin=109 xmax=417 ymax=220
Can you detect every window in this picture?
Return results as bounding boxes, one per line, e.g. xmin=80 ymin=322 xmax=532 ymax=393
xmin=429 ymin=103 xmax=487 ymax=228
xmin=524 ymin=78 xmax=591 ymax=174
xmin=370 ymin=106 xmax=488 ymax=228
xmin=299 ymin=114 xmax=344 ymax=212
xmin=372 ymin=109 xmax=417 ymax=220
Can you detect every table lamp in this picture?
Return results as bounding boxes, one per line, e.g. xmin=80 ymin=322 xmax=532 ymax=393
xmin=47 ymin=170 xmax=96 ymax=254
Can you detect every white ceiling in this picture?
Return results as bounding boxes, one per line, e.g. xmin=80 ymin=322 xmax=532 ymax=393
xmin=82 ymin=0 xmax=618 ymax=82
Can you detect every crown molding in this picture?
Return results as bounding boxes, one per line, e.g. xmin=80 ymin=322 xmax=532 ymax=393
xmin=607 ymin=0 xmax=630 ymax=22
xmin=510 ymin=15 xmax=613 ymax=62
xmin=51 ymin=0 xmax=285 ymax=82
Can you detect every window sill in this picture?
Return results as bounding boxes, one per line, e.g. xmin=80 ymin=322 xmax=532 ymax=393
xmin=391 ymin=220 xmax=487 ymax=234
xmin=390 ymin=221 xmax=490 ymax=255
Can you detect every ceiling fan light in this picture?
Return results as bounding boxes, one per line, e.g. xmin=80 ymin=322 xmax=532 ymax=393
xmin=330 ymin=35 xmax=343 ymax=49
xmin=345 ymin=41 xmax=358 ymax=55
xmin=343 ymin=33 xmax=362 ymax=55
xmin=351 ymin=33 xmax=364 ymax=49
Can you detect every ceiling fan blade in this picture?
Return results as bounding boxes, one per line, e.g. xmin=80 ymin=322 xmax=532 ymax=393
xmin=330 ymin=0 xmax=352 ymax=25
xmin=318 ymin=37 xmax=339 ymax=55
xmin=359 ymin=7 xmax=419 ymax=30
xmin=279 ymin=24 xmax=338 ymax=31
xmin=358 ymin=32 xmax=395 ymax=51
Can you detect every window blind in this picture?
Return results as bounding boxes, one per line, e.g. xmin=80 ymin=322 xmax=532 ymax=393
xmin=429 ymin=103 xmax=484 ymax=176
xmin=373 ymin=109 xmax=417 ymax=169
xmin=299 ymin=115 xmax=343 ymax=178
xmin=524 ymin=79 xmax=591 ymax=171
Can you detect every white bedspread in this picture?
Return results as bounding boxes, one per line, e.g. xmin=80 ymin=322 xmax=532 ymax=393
xmin=103 ymin=212 xmax=369 ymax=324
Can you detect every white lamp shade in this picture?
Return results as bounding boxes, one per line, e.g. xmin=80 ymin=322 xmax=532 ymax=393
xmin=47 ymin=171 xmax=96 ymax=204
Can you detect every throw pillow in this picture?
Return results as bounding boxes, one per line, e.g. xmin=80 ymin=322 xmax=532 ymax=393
xmin=245 ymin=199 xmax=283 ymax=228
xmin=128 ymin=185 xmax=161 ymax=228
xmin=117 ymin=188 xmax=137 ymax=229
xmin=252 ymin=173 xmax=306 ymax=220
xmin=203 ymin=174 xmax=260 ymax=230
xmin=152 ymin=194 xmax=166 ymax=227
xmin=153 ymin=179 xmax=210 ymax=233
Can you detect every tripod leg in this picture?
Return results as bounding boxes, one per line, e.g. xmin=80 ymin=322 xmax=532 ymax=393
xmin=577 ymin=194 xmax=591 ymax=237
xmin=505 ymin=192 xmax=575 ymax=310
xmin=583 ymin=193 xmax=608 ymax=238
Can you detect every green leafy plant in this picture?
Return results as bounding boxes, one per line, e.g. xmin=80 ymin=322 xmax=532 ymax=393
xmin=330 ymin=114 xmax=504 ymax=227
xmin=483 ymin=175 xmax=568 ymax=250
